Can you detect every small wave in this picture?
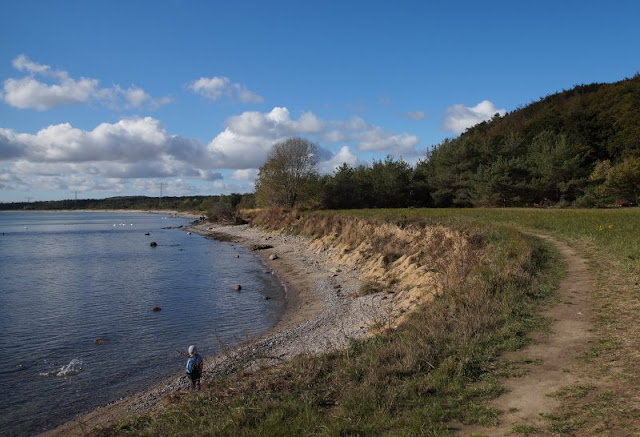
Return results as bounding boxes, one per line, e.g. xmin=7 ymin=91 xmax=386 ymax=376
xmin=39 ymin=358 xmax=84 ymax=377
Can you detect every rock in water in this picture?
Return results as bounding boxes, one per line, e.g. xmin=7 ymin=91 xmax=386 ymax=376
xmin=233 ymin=284 xmax=242 ymax=291
xmin=152 ymin=306 xmax=162 ymax=312
xmin=150 ymin=241 xmax=158 ymax=247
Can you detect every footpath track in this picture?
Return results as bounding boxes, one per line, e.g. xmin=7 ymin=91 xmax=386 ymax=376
xmin=459 ymin=232 xmax=596 ymax=436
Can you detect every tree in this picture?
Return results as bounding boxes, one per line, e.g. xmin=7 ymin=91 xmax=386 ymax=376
xmin=255 ymin=137 xmax=319 ymax=208
xmin=369 ymin=156 xmax=412 ymax=207
xmin=601 ymin=157 xmax=640 ymax=203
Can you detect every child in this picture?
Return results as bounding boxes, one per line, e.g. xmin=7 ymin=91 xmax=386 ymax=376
xmin=185 ymin=345 xmax=203 ymax=390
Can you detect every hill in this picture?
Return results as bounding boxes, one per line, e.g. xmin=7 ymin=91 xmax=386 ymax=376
xmin=419 ymin=74 xmax=640 ymax=207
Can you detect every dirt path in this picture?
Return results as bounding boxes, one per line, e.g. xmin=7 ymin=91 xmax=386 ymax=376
xmin=459 ymin=232 xmax=596 ymax=436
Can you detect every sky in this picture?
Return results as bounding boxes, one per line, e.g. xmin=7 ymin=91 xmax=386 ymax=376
xmin=1 ymin=0 xmax=639 ymax=202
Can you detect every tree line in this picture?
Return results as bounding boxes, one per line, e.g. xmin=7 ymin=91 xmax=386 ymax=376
xmin=256 ymin=75 xmax=640 ymax=209
xmin=0 ymin=194 xmax=253 ymax=214
xmin=5 ymin=76 xmax=638 ymax=213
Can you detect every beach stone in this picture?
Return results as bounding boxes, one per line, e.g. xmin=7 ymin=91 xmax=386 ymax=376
xmin=251 ymin=244 xmax=273 ymax=251
xmin=150 ymin=241 xmax=158 ymax=247
xmin=233 ymin=284 xmax=242 ymax=291
xmin=269 ymin=253 xmax=279 ymax=260
xmin=152 ymin=306 xmax=162 ymax=312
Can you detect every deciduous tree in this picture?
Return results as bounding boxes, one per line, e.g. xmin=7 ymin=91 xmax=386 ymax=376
xmin=255 ymin=137 xmax=319 ymax=208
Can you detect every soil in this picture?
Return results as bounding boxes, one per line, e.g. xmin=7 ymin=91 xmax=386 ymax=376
xmin=457 ymin=232 xmax=596 ymax=436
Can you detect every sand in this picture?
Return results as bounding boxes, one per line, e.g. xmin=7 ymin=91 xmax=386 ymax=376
xmin=43 ymin=223 xmax=390 ymax=436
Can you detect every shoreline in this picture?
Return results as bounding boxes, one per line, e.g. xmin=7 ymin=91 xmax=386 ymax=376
xmin=43 ymin=222 xmax=387 ymax=436
xmin=0 ymin=209 xmax=202 ymax=220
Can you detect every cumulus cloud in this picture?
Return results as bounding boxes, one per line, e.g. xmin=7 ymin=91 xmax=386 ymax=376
xmin=188 ymin=76 xmax=263 ymax=103
xmin=206 ymin=107 xmax=327 ymax=168
xmin=317 ymin=146 xmax=358 ymax=174
xmin=207 ymin=107 xmax=422 ymax=170
xmin=325 ymin=116 xmax=420 ymax=156
xmin=442 ymin=100 xmax=506 ymax=135
xmin=0 ymin=106 xmax=421 ymax=197
xmin=4 ymin=75 xmax=100 ymax=110
xmin=0 ymin=117 xmax=215 ymax=177
xmin=2 ymin=54 xmax=171 ymax=110
xmin=13 ymin=54 xmax=51 ymax=74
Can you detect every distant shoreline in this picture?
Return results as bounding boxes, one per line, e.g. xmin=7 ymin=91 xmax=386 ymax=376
xmin=0 ymin=209 xmax=202 ymax=219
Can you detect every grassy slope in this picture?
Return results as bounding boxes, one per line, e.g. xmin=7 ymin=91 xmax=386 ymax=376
xmin=340 ymin=208 xmax=640 ymax=435
xmin=96 ymin=208 xmax=640 ymax=436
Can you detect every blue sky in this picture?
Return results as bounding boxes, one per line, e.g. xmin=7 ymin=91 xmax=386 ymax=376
xmin=1 ymin=0 xmax=639 ymax=202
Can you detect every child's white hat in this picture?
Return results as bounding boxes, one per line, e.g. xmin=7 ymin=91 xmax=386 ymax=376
xmin=188 ymin=345 xmax=197 ymax=355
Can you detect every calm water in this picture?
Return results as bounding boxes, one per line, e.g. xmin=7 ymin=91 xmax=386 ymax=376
xmin=0 ymin=211 xmax=285 ymax=436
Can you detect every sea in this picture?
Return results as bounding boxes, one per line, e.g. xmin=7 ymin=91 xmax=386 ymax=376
xmin=0 ymin=211 xmax=286 ymax=436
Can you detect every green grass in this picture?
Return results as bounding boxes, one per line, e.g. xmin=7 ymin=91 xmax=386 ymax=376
xmin=95 ymin=208 xmax=640 ymax=436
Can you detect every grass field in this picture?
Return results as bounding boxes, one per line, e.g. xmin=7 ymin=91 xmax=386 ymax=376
xmin=97 ymin=208 xmax=640 ymax=436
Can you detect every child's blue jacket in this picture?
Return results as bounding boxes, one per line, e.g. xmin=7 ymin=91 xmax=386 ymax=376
xmin=186 ymin=354 xmax=203 ymax=375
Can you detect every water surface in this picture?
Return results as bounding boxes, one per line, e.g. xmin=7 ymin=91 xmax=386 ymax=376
xmin=0 ymin=211 xmax=285 ymax=436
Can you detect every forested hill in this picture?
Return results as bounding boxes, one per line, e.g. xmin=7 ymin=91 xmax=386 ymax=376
xmin=420 ymin=74 xmax=640 ymax=207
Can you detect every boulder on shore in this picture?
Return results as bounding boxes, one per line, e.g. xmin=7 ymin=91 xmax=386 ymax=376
xmin=269 ymin=253 xmax=279 ymax=260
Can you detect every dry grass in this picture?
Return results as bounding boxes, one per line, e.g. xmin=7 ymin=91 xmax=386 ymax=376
xmin=95 ymin=209 xmax=561 ymax=436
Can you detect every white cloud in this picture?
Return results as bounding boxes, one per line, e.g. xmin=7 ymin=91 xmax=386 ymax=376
xmin=442 ymin=100 xmax=506 ymax=135
xmin=0 ymin=117 xmax=216 ymax=179
xmin=188 ymin=76 xmax=263 ymax=103
xmin=2 ymin=54 xmax=170 ymax=111
xmin=356 ymin=126 xmax=418 ymax=154
xmin=207 ymin=107 xmax=326 ymax=168
xmin=0 ymin=107 xmax=422 ymax=197
xmin=124 ymin=87 xmax=150 ymax=107
xmin=231 ymin=169 xmax=257 ymax=181
xmin=12 ymin=54 xmax=50 ymax=74
xmin=3 ymin=75 xmax=100 ymax=110
xmin=318 ymin=146 xmax=358 ymax=174
xmin=325 ymin=116 xmax=419 ymax=156
xmin=206 ymin=108 xmax=423 ymax=169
